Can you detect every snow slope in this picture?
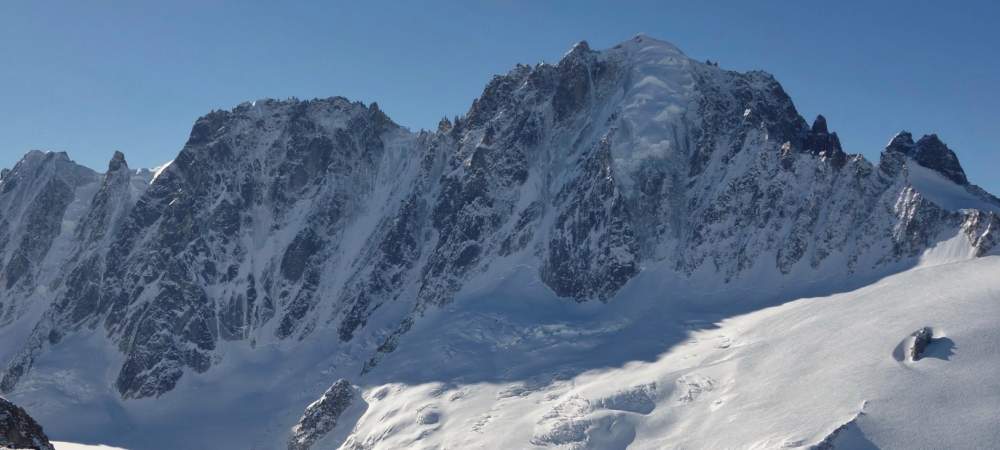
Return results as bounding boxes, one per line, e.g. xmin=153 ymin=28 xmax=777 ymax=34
xmin=907 ymin=160 xmax=1000 ymax=215
xmin=344 ymin=256 xmax=1000 ymax=449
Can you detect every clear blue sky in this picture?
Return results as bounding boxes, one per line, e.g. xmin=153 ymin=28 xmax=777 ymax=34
xmin=2 ymin=1 xmax=997 ymax=192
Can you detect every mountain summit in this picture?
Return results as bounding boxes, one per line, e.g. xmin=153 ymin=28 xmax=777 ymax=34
xmin=0 ymin=36 xmax=998 ymax=449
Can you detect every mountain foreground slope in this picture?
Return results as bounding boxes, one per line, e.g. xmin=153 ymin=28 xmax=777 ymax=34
xmin=0 ymin=35 xmax=998 ymax=449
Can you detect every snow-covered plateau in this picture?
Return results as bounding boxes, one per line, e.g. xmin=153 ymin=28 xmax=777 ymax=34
xmin=0 ymin=35 xmax=998 ymax=449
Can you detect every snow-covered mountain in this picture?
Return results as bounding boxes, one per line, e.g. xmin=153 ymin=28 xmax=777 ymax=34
xmin=0 ymin=35 xmax=998 ymax=449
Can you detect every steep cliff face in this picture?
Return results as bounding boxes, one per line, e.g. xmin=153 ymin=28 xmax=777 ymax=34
xmin=0 ymin=151 xmax=99 ymax=323
xmin=0 ymin=36 xmax=997 ymax=447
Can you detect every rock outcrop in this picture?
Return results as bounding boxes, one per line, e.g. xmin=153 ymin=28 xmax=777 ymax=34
xmin=0 ymin=397 xmax=54 ymax=450
xmin=909 ymin=327 xmax=934 ymax=361
xmin=289 ymin=379 xmax=357 ymax=450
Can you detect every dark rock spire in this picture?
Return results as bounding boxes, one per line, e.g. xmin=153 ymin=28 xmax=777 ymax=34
xmin=886 ymin=131 xmax=916 ymax=155
xmin=913 ymin=134 xmax=968 ymax=185
xmin=437 ymin=117 xmax=453 ymax=134
xmin=803 ymin=115 xmax=846 ymax=167
xmin=811 ymin=114 xmax=829 ymax=134
xmin=108 ymin=150 xmax=128 ymax=172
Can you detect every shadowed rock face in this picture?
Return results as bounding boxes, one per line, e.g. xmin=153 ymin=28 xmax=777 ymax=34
xmin=912 ymin=134 xmax=968 ymax=185
xmin=0 ymin=397 xmax=54 ymax=450
xmin=884 ymin=131 xmax=969 ymax=185
xmin=0 ymin=36 xmax=998 ymax=402
xmin=886 ymin=131 xmax=917 ymax=154
xmin=803 ymin=115 xmax=846 ymax=167
xmin=0 ymin=152 xmax=97 ymax=296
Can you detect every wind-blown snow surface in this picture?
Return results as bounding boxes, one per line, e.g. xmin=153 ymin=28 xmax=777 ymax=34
xmin=343 ymin=256 xmax=1000 ymax=450
xmin=1 ymin=34 xmax=999 ymax=449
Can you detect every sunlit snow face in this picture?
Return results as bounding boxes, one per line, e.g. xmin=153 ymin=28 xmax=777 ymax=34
xmin=600 ymin=37 xmax=697 ymax=192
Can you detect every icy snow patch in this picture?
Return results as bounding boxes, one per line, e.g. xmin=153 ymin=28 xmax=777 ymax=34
xmin=149 ymin=160 xmax=173 ymax=184
xmin=907 ymin=160 xmax=1000 ymax=214
xmin=604 ymin=33 xmax=697 ymax=193
xmin=52 ymin=443 xmax=127 ymax=450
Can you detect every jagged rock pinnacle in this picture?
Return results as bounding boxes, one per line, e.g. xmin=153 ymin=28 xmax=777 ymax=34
xmin=803 ymin=114 xmax=846 ymax=167
xmin=886 ymin=131 xmax=916 ymax=154
xmin=108 ymin=150 xmax=128 ymax=172
xmin=811 ymin=115 xmax=829 ymax=134
xmin=437 ymin=117 xmax=453 ymax=133
xmin=914 ymin=134 xmax=968 ymax=185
